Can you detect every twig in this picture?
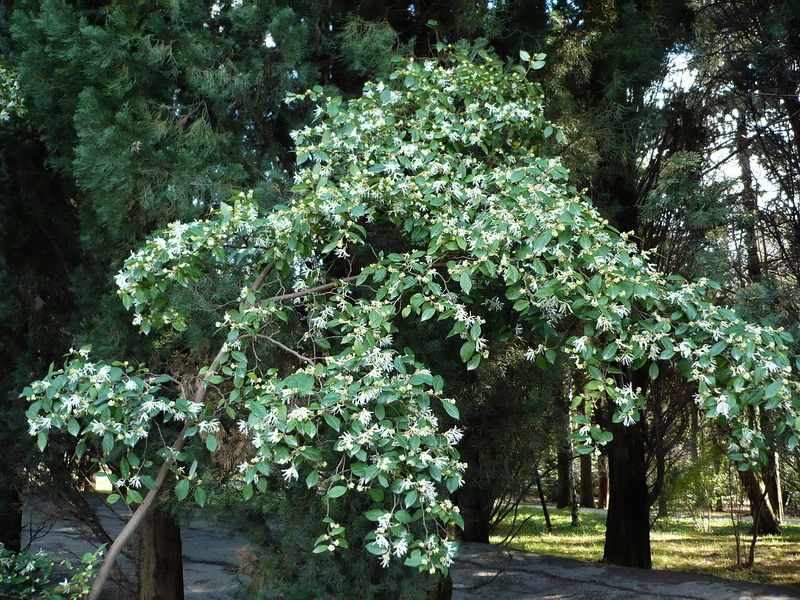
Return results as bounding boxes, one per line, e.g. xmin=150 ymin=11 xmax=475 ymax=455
xmin=87 ymin=420 xmax=192 ymax=600
xmin=254 ymin=333 xmax=315 ymax=364
xmin=265 ymin=274 xmax=361 ymax=303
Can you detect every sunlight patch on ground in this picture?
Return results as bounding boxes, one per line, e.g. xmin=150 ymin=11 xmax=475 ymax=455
xmin=491 ymin=507 xmax=800 ymax=587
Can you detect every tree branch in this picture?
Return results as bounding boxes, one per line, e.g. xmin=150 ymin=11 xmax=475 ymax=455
xmin=87 ymin=262 xmax=276 ymax=600
xmin=254 ymin=333 xmax=315 ymax=364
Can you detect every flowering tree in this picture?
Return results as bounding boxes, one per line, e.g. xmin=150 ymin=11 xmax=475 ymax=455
xmin=24 ymin=45 xmax=800 ymax=598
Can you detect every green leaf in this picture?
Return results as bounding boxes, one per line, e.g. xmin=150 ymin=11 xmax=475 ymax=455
xmin=194 ymin=487 xmax=207 ymax=507
xmin=648 ymin=362 xmax=659 ymax=380
xmin=175 ymin=479 xmax=190 ymax=501
xmin=459 ymin=270 xmax=472 ymax=295
xmin=519 ymin=49 xmax=531 ymax=62
xmin=126 ymin=489 xmax=143 ymax=504
xmin=206 ymin=434 xmax=218 ymax=452
xmin=709 ymin=340 xmax=727 ymax=357
xmin=242 ymin=483 xmax=253 ymax=500
xmin=102 ymin=433 xmax=114 ymax=455
xmin=442 ymin=401 xmax=459 ymax=420
xmin=366 ymin=542 xmax=387 ymax=555
xmin=764 ymin=380 xmax=782 ymax=399
xmin=67 ymin=418 xmax=80 ymax=437
xmin=459 ymin=341 xmax=475 ymax=363
xmin=306 ymin=470 xmax=320 ymax=488
xmin=601 ymin=342 xmax=618 ymax=361
xmin=326 ymin=485 xmax=347 ymax=499
xmin=532 ymin=231 xmax=552 ymax=253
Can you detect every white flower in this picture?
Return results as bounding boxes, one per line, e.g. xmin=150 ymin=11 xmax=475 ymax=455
xmin=282 ymin=465 xmax=299 ymax=482
xmin=288 ymin=406 xmax=312 ymax=421
xmin=393 ymin=535 xmax=409 ymax=557
xmin=198 ymin=419 xmax=220 ymax=434
xmin=444 ymin=427 xmax=463 ymax=444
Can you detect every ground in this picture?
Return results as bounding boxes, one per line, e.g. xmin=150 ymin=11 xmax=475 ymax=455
xmin=451 ymin=543 xmax=800 ymax=600
xmin=491 ymin=506 xmax=800 ymax=587
xmin=21 ymin=494 xmax=800 ymax=600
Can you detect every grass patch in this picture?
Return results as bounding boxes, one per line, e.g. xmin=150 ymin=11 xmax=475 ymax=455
xmin=490 ymin=506 xmax=800 ymax=588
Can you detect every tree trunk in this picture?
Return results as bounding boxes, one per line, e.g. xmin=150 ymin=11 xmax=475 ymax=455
xmin=580 ymin=453 xmax=595 ymax=508
xmin=738 ymin=469 xmax=781 ymax=535
xmin=597 ymin=453 xmax=609 ymax=510
xmin=556 ymin=446 xmax=571 ymax=509
xmin=426 ymin=574 xmax=452 ymax=600
xmin=689 ymin=406 xmax=699 ymax=461
xmin=765 ymin=451 xmax=784 ymax=524
xmin=557 ymin=402 xmax=576 ymax=511
xmin=457 ymin=482 xmax=492 ymax=543
xmin=564 ymin=405 xmax=580 ymax=526
xmin=0 ymin=475 xmax=22 ymax=552
xmin=136 ymin=507 xmax=184 ymax=600
xmin=603 ymin=419 xmax=651 ymax=568
xmin=534 ymin=465 xmax=553 ymax=531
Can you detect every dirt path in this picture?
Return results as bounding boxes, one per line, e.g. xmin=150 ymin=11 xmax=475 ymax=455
xmin=452 ymin=543 xmax=800 ymax=600
xmin=21 ymin=494 xmax=800 ymax=600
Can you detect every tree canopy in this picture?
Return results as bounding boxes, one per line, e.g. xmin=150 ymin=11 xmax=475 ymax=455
xmin=22 ymin=46 xmax=800 ymax=594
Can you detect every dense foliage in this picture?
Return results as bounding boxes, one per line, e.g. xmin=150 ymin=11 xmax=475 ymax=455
xmin=22 ymin=47 xmax=800 ymax=594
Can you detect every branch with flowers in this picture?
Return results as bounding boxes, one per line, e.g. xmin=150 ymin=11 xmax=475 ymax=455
xmin=22 ymin=44 xmax=800 ymax=598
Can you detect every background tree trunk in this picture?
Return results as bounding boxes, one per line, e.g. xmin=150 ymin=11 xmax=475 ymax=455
xmin=426 ymin=574 xmax=452 ymax=600
xmin=136 ymin=507 xmax=184 ymax=600
xmin=739 ymin=469 xmax=781 ymax=535
xmin=580 ymin=453 xmax=595 ymax=508
xmin=0 ymin=475 xmax=22 ymax=551
xmin=603 ymin=419 xmax=651 ymax=568
xmin=765 ymin=451 xmax=784 ymax=524
xmin=557 ymin=403 xmax=575 ymax=510
xmin=597 ymin=453 xmax=609 ymax=510
xmin=457 ymin=482 xmax=492 ymax=543
xmin=556 ymin=446 xmax=571 ymax=509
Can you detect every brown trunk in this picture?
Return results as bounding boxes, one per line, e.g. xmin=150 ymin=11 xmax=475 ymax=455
xmin=597 ymin=453 xmax=609 ymax=510
xmin=136 ymin=507 xmax=184 ymax=600
xmin=765 ymin=451 xmax=784 ymax=524
xmin=0 ymin=476 xmax=22 ymax=552
xmin=457 ymin=481 xmax=492 ymax=543
xmin=603 ymin=419 xmax=651 ymax=568
xmin=739 ymin=469 xmax=781 ymax=535
xmin=556 ymin=446 xmax=571 ymax=508
xmin=736 ymin=118 xmax=762 ymax=283
xmin=534 ymin=465 xmax=553 ymax=531
xmin=557 ymin=401 xmax=576 ymax=511
xmin=689 ymin=406 xmax=699 ymax=461
xmin=426 ymin=574 xmax=452 ymax=600
xmin=580 ymin=453 xmax=595 ymax=508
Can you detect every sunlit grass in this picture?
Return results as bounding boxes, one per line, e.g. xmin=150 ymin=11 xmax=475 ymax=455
xmin=490 ymin=506 xmax=800 ymax=588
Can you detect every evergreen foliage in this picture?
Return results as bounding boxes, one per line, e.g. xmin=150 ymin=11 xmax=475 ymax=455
xmin=21 ymin=46 xmax=800 ymax=596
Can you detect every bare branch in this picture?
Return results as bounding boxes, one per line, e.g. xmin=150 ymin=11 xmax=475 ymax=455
xmin=254 ymin=333 xmax=315 ymax=364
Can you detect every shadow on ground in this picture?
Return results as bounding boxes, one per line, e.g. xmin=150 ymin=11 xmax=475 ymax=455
xmin=22 ymin=494 xmax=800 ymax=600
